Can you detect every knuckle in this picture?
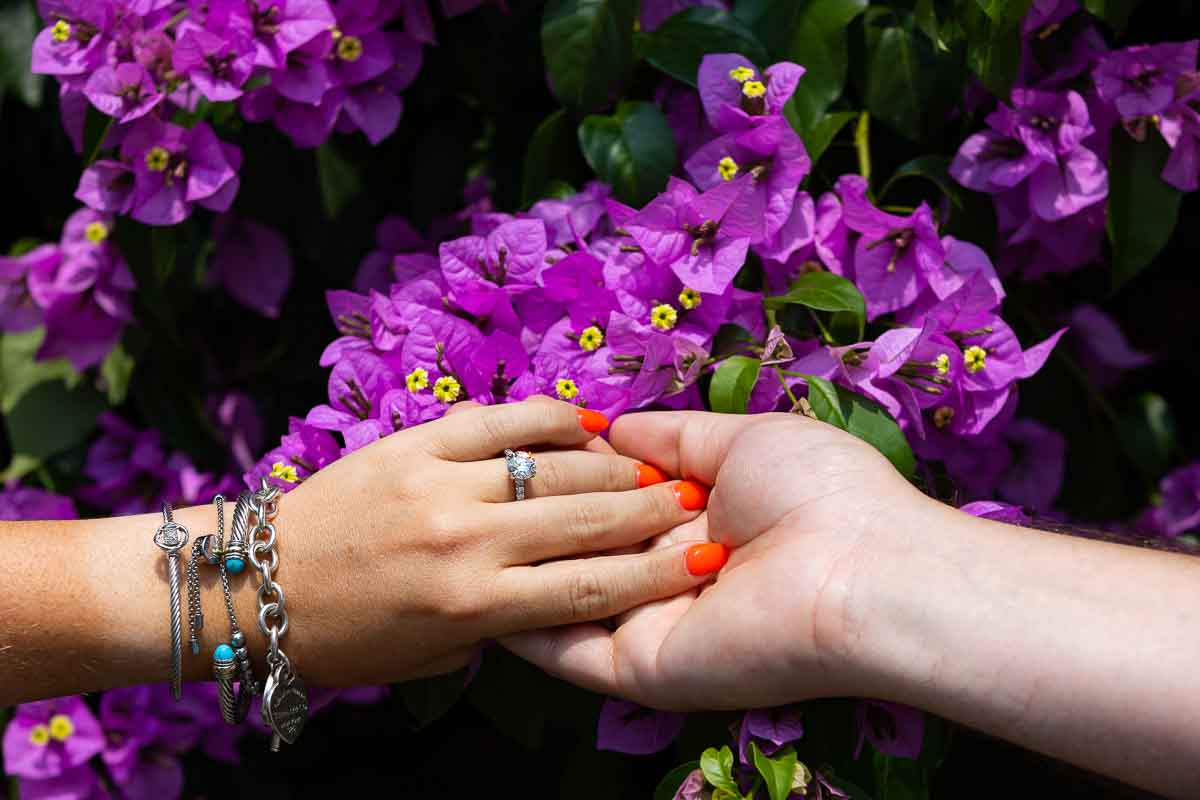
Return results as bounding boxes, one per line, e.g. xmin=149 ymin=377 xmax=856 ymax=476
xmin=564 ymin=498 xmax=614 ymax=549
xmin=421 ymin=509 xmax=473 ymax=555
xmin=607 ymin=457 xmax=634 ymax=491
xmin=566 ymin=570 xmax=611 ymax=621
xmin=478 ymin=408 xmax=519 ymax=448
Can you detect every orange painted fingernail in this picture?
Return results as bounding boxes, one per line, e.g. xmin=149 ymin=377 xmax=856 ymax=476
xmin=577 ymin=408 xmax=609 ymax=433
xmin=637 ymin=463 xmax=669 ymax=488
xmin=685 ymin=543 xmax=728 ymax=576
xmin=673 ymin=480 xmax=709 ymax=511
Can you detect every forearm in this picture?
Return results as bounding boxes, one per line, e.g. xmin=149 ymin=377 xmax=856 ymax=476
xmin=846 ymin=499 xmax=1200 ymax=799
xmin=0 ymin=503 xmax=269 ymax=706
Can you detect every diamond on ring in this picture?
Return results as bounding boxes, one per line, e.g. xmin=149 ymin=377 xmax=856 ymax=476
xmin=505 ymin=449 xmax=536 ymax=500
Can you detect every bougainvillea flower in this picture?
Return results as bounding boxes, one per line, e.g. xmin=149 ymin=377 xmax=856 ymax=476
xmin=207 ymin=0 xmax=337 ymax=69
xmin=172 ymin=24 xmax=255 ymax=102
xmin=737 ymin=705 xmax=804 ymax=763
xmin=247 ymin=416 xmax=343 ymax=490
xmin=2 ymin=697 xmax=105 ymax=779
xmin=1093 ymin=41 xmax=1199 ymax=119
xmin=439 ymin=218 xmax=551 ymax=332
xmin=120 ymin=119 xmax=242 ymax=225
xmin=0 ymin=245 xmax=57 ymax=332
xmin=626 ymin=176 xmax=754 ymax=294
xmin=30 ymin=0 xmax=112 ymax=77
xmin=836 ymin=175 xmax=944 ymax=319
xmin=1065 ymin=304 xmax=1152 ymax=387
xmin=697 ymin=53 xmax=805 ymax=132
xmin=686 ymin=115 xmax=811 ymax=244
xmin=596 ymin=698 xmax=686 ymax=755
xmin=960 ymin=500 xmax=1032 ymax=525
xmin=997 ymin=418 xmax=1066 ymax=512
xmin=0 ymin=486 xmax=77 ymax=520
xmin=211 ymin=214 xmax=294 ymax=318
xmin=83 ymin=62 xmax=163 ymax=122
xmin=853 ymin=700 xmax=924 ymax=760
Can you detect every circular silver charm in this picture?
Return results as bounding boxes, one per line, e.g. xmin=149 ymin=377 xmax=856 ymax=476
xmin=154 ymin=520 xmax=189 ymax=554
xmin=504 ymin=449 xmax=536 ymax=501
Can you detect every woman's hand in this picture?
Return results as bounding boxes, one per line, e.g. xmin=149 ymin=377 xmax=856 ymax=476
xmin=500 ymin=410 xmax=932 ymax=710
xmin=67 ymin=399 xmax=719 ymax=701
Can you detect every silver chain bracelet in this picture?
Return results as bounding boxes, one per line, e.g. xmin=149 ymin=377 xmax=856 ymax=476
xmin=247 ymin=478 xmax=308 ymax=750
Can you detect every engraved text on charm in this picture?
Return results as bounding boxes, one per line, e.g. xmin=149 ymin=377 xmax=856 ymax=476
xmin=263 ymin=669 xmax=308 ymax=747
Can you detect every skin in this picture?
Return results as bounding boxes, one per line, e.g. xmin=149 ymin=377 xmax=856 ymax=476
xmin=0 ymin=398 xmax=715 ymax=707
xmin=503 ymin=411 xmax=1200 ymax=799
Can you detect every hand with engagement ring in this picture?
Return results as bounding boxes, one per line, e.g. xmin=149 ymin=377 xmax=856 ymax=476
xmin=0 ymin=397 xmax=726 ymax=707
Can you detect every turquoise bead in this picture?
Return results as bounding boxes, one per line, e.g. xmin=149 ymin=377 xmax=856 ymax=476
xmin=214 ymin=644 xmax=235 ymax=663
xmin=226 ymin=557 xmax=245 ymax=574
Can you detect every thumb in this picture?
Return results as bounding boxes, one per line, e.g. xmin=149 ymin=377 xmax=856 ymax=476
xmin=609 ymin=411 xmax=774 ymax=485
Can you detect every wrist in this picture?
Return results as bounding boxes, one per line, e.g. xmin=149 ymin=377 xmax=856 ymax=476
xmin=808 ymin=487 xmax=969 ymax=702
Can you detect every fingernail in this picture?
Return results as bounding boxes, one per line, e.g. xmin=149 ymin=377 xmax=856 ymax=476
xmin=685 ymin=543 xmax=728 ymax=576
xmin=577 ymin=408 xmax=609 ymax=433
xmin=673 ymin=480 xmax=709 ymax=511
xmin=637 ymin=463 xmax=669 ymax=488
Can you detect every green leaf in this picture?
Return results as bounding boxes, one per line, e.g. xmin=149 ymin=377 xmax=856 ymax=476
xmin=854 ymin=111 xmax=871 ymax=183
xmin=751 ymin=742 xmax=798 ymax=800
xmin=765 ymin=272 xmax=866 ymax=340
xmin=577 ymin=101 xmax=676 ymax=206
xmin=778 ymin=0 xmax=869 ymax=135
xmin=0 ymin=1 xmax=44 ymax=108
xmin=709 ymin=355 xmax=763 ymax=414
xmin=653 ymin=761 xmax=702 ymax=800
xmin=5 ymin=380 xmax=105 ymax=470
xmin=1107 ymin=129 xmax=1182 ymax=290
xmin=542 ymin=0 xmax=636 ymax=111
xmin=961 ymin=0 xmax=1032 ymax=98
xmin=860 ymin=9 xmax=951 ymax=142
xmin=521 ymin=109 xmax=578 ymax=208
xmin=643 ymin=7 xmax=769 ymax=87
xmin=316 ymin=141 xmax=363 ymax=220
xmin=1082 ymin=0 xmax=1141 ymax=32
xmin=872 ymin=751 xmax=930 ymax=800
xmin=1118 ymin=393 xmax=1177 ymax=485
xmin=99 ymin=343 xmax=135 ymax=406
xmin=700 ymin=746 xmax=739 ymax=793
xmin=0 ymin=329 xmax=79 ymax=414
xmin=394 ymin=668 xmax=469 ymax=729
xmin=801 ymin=375 xmax=917 ymax=479
xmin=797 ymin=110 xmax=858 ymax=166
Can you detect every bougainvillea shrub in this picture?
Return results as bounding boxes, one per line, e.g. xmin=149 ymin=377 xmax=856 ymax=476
xmin=2 ymin=0 xmax=1198 ymax=797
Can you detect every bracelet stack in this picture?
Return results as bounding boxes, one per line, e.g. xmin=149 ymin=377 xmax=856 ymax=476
xmin=152 ymin=479 xmax=308 ymax=750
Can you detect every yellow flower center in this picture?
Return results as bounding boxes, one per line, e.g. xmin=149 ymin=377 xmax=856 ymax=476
xmin=433 ymin=375 xmax=461 ymax=403
xmin=650 ymin=303 xmax=678 ymax=331
xmin=717 ymin=156 xmax=739 ymax=182
xmin=29 ymin=724 xmax=50 ymax=746
xmin=963 ymin=345 xmax=987 ymax=373
xmin=678 ymin=287 xmax=702 ymax=310
xmin=406 ymin=367 xmax=429 ymax=393
xmin=933 ymin=406 xmax=955 ymax=429
xmin=329 ymin=25 xmax=343 ymax=40
xmin=578 ymin=325 xmax=604 ymax=352
xmin=145 ymin=146 xmax=170 ymax=172
xmin=742 ymin=80 xmax=766 ymax=99
xmin=555 ymin=378 xmax=580 ymax=401
xmin=728 ymin=66 xmax=755 ymax=83
xmin=336 ymin=35 xmax=363 ymax=62
xmin=269 ymin=462 xmax=299 ymax=483
xmin=51 ymin=20 xmax=71 ymax=43
xmin=85 ymin=221 xmax=109 ymax=243
xmin=48 ymin=714 xmax=74 ymax=741
xmin=934 ymin=353 xmax=950 ymax=375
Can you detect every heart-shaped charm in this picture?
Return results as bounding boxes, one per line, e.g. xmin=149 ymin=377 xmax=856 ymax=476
xmin=263 ymin=672 xmax=309 ymax=746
